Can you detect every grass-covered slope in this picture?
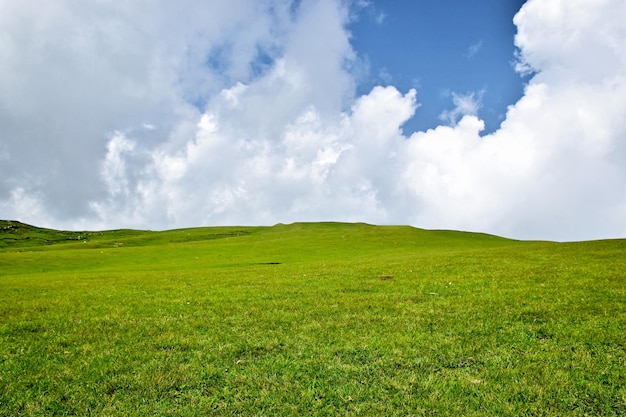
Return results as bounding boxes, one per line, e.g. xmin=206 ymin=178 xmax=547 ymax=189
xmin=0 ymin=219 xmax=250 ymax=249
xmin=0 ymin=220 xmax=91 ymax=248
xmin=0 ymin=221 xmax=624 ymax=416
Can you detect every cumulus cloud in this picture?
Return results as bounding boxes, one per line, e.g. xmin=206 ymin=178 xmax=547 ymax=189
xmin=0 ymin=0 xmax=295 ymax=223
xmin=404 ymin=0 xmax=626 ymax=240
xmin=1 ymin=0 xmax=625 ymax=241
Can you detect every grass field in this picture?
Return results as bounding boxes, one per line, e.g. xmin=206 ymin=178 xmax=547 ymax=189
xmin=1 ymin=219 xmax=625 ymax=416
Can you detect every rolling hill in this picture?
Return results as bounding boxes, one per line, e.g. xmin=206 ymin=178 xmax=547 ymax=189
xmin=1 ymin=220 xmax=624 ymax=415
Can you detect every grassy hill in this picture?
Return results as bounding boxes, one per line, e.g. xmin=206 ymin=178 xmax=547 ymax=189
xmin=1 ymin=221 xmax=624 ymax=416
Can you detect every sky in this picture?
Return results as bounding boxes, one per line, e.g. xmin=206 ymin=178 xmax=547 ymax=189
xmin=349 ymin=0 xmax=528 ymax=134
xmin=1 ymin=0 xmax=625 ymax=241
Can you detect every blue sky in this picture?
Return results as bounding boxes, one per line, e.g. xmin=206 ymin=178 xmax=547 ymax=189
xmin=350 ymin=0 xmax=528 ymax=134
xmin=1 ymin=0 xmax=625 ymax=241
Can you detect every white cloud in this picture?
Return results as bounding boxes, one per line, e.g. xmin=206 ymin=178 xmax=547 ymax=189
xmin=1 ymin=0 xmax=625 ymax=241
xmin=0 ymin=188 xmax=49 ymax=226
xmin=101 ymin=133 xmax=136 ymax=197
xmin=467 ymin=40 xmax=483 ymax=59
xmin=439 ymin=91 xmax=483 ymax=126
xmin=399 ymin=0 xmax=626 ymax=240
xmin=0 ymin=0 xmax=293 ymax=224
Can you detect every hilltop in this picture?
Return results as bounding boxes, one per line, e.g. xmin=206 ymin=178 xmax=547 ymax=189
xmin=0 ymin=219 xmax=517 ymax=250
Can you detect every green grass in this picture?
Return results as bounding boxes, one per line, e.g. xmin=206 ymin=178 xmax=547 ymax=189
xmin=1 ymin=220 xmax=625 ymax=416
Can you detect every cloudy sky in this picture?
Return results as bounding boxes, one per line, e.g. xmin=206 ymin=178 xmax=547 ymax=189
xmin=1 ymin=0 xmax=625 ymax=241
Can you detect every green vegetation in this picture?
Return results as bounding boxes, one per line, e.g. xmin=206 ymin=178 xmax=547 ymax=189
xmin=1 ymin=220 xmax=624 ymax=416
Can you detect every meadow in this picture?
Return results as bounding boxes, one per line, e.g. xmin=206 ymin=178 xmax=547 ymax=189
xmin=0 ymin=219 xmax=624 ymax=416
